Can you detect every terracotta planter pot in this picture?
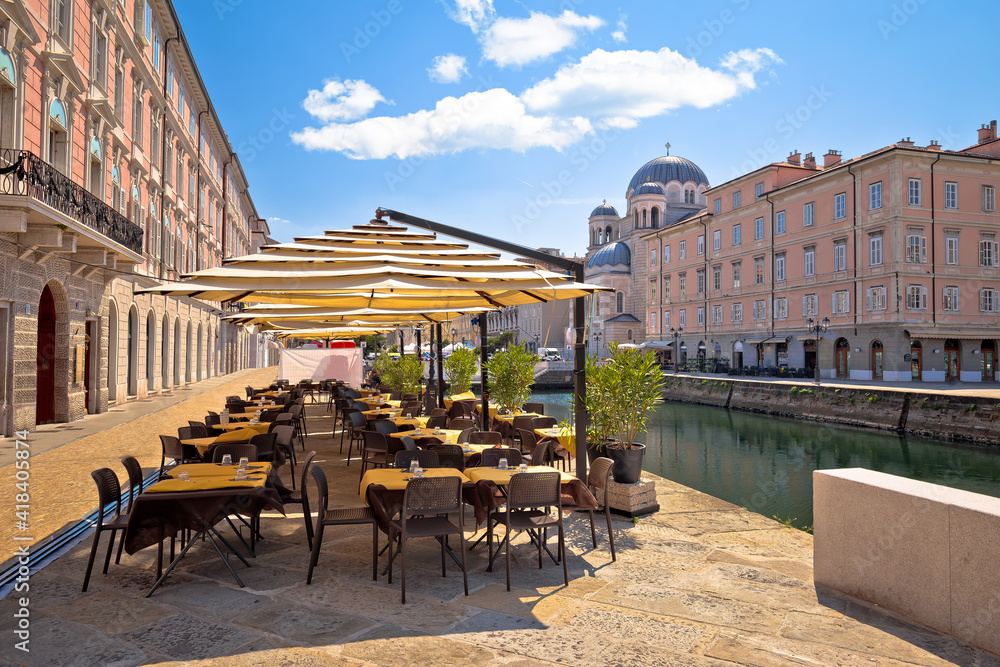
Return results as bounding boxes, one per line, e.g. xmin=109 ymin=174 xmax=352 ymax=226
xmin=606 ymin=443 xmax=646 ymax=484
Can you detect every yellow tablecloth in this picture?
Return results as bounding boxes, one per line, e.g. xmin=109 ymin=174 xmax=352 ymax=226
xmin=388 ymin=428 xmax=461 ymax=444
xmin=443 ymin=392 xmax=476 ymax=408
xmin=214 ymin=428 xmax=262 ymax=443
xmin=148 ymin=462 xmax=272 ymax=493
xmin=492 ymin=411 xmax=541 ymax=424
xmin=362 ymin=408 xmax=402 ymax=419
xmin=534 ymin=427 xmax=576 ymax=456
xmin=388 ymin=416 xmax=430 ymax=428
xmin=212 ymin=422 xmax=270 ymax=433
xmin=359 ymin=467 xmax=466 ymax=498
xmin=465 ymin=465 xmax=575 ymax=486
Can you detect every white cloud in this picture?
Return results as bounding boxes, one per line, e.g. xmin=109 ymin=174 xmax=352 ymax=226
xmin=520 ymin=47 xmax=781 ymax=127
xmin=291 ymin=88 xmax=591 ymax=160
xmin=611 ymin=14 xmax=627 ymax=43
xmin=302 ymin=79 xmax=387 ymax=123
xmin=268 ymin=217 xmax=291 ymax=224
xmin=428 ymin=54 xmax=469 ymax=84
xmin=446 ymin=0 xmax=495 ymax=33
xmin=481 ymin=10 xmax=604 ymax=67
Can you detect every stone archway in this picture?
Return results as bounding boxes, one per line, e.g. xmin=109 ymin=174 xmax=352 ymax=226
xmin=127 ymin=305 xmax=139 ymax=396
xmin=161 ymin=314 xmax=170 ymax=388
xmin=835 ymin=338 xmax=850 ymax=379
xmin=35 ymin=285 xmax=57 ymax=424
xmin=108 ymin=298 xmax=119 ymax=402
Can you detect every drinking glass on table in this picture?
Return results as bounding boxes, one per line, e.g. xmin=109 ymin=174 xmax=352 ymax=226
xmin=234 ymin=468 xmax=247 ymax=481
xmin=221 ymin=454 xmax=233 ymax=466
xmin=518 ymin=462 xmax=528 ymax=473
xmin=409 ymin=460 xmax=418 ymax=473
xmin=499 ymin=457 xmax=508 ymax=470
xmin=238 ymin=457 xmax=249 ymax=469
xmin=178 ymin=471 xmax=190 ymax=482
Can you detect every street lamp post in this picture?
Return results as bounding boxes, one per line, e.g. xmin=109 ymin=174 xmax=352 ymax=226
xmin=807 ymin=317 xmax=831 ymax=384
xmin=670 ymin=327 xmax=683 ymax=374
xmin=593 ymin=331 xmax=602 ymax=355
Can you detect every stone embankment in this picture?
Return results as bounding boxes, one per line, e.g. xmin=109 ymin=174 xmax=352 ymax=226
xmin=663 ymin=376 xmax=1000 ymax=447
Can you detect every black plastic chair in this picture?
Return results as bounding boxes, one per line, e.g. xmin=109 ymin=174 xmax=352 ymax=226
xmin=522 ymin=402 xmax=545 ymax=415
xmin=306 ymin=465 xmax=378 ymax=584
xmin=212 ymin=443 xmax=258 ymax=463
xmin=481 ymin=448 xmax=522 ymax=467
xmin=159 ymin=434 xmax=198 ymax=471
xmin=280 ymin=451 xmax=317 ymax=547
xmin=428 ymin=444 xmax=465 ymax=471
xmin=469 ymin=431 xmax=503 ymax=445
xmin=399 ymin=435 xmax=418 ymax=451
xmin=82 ymin=468 xmax=130 ymax=591
xmin=394 ymin=450 xmax=440 ymax=470
xmin=360 ymin=431 xmax=392 ymax=479
xmin=562 ymin=457 xmax=616 ymax=561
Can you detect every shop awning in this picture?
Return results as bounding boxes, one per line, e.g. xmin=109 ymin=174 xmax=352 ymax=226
xmin=907 ymin=329 xmax=1000 ymax=341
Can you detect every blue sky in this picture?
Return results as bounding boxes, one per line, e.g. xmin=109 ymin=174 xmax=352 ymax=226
xmin=174 ymin=0 xmax=1000 ymax=257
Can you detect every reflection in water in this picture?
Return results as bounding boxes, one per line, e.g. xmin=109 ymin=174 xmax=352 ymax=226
xmin=531 ymin=393 xmax=1000 ymax=529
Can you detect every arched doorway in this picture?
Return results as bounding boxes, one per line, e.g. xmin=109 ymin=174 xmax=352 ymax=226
xmin=733 ymin=341 xmax=744 ymax=369
xmin=173 ymin=319 xmax=181 ymax=386
xmin=197 ymin=322 xmax=204 ymax=381
xmin=982 ymin=341 xmax=996 ymax=381
xmin=145 ymin=311 xmax=155 ymax=391
xmin=871 ymin=340 xmax=884 ymax=380
xmin=108 ymin=299 xmax=119 ymax=402
xmin=803 ymin=339 xmax=816 ymax=376
xmin=835 ymin=338 xmax=850 ymax=378
xmin=185 ymin=322 xmax=192 ymax=383
xmin=697 ymin=341 xmax=706 ymax=369
xmin=910 ymin=341 xmax=922 ymax=380
xmin=126 ymin=307 xmax=138 ymax=396
xmin=161 ymin=315 xmax=170 ymax=388
xmin=945 ymin=339 xmax=961 ymax=381
xmin=35 ymin=285 xmax=56 ymax=424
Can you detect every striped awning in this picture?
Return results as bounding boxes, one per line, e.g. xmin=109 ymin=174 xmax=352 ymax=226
xmin=907 ymin=329 xmax=1000 ymax=341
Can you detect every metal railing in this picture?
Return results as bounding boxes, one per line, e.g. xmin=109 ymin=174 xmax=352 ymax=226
xmin=0 ymin=148 xmax=144 ymax=254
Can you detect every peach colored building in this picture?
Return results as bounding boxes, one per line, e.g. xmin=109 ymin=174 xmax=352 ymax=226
xmin=644 ymin=124 xmax=1000 ymax=382
xmin=0 ymin=0 xmax=269 ymax=435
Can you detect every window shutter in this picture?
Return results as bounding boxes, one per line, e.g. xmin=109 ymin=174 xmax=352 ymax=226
xmin=801 ymin=296 xmax=807 ymax=315
xmin=994 ymin=289 xmax=1000 ymax=312
xmin=994 ymin=242 xmax=999 ymax=267
xmin=831 ymin=294 xmax=837 ymax=313
xmin=845 ymin=292 xmax=850 ymax=313
xmin=920 ymin=287 xmax=928 ymax=310
xmin=920 ymin=236 xmax=927 ymax=263
xmin=865 ymin=289 xmax=872 ymax=311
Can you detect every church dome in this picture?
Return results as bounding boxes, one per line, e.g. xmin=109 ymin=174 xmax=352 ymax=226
xmin=586 ymin=241 xmax=631 ymax=269
xmin=633 ymin=181 xmax=664 ymax=196
xmin=590 ymin=203 xmax=619 ymax=217
xmin=627 ymin=155 xmax=709 ymax=194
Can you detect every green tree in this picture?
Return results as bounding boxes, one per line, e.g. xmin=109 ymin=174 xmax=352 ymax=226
xmin=485 ymin=345 xmax=537 ymax=413
xmin=586 ymin=343 xmax=665 ymax=449
xmin=444 ymin=346 xmax=478 ymax=394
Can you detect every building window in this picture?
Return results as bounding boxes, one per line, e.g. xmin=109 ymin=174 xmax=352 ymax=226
xmin=980 ymin=234 xmax=998 ymax=267
xmin=679 ymin=240 xmax=686 ymax=260
xmin=48 ymin=98 xmax=69 ymax=173
xmin=943 ymin=286 xmax=960 ymax=311
xmin=697 ymin=307 xmax=705 ymax=326
xmin=91 ymin=19 xmax=108 ymax=88
xmin=649 ymin=280 xmax=656 ymax=301
xmin=754 ymin=257 xmax=764 ymax=285
xmin=132 ymin=84 xmax=144 ymax=146
xmin=870 ymin=182 xmax=883 ymax=210
xmin=776 ymin=210 xmax=785 ymax=234
xmin=945 ymin=181 xmax=958 ymax=209
xmin=980 ymin=288 xmax=999 ymax=313
xmin=679 ymin=309 xmax=686 ymax=327
xmin=755 ymin=182 xmax=764 ymax=200
xmin=833 ymin=290 xmax=850 ymax=315
xmin=803 ymin=202 xmax=814 ymax=227
xmin=53 ymin=0 xmax=72 ymax=43
xmin=833 ymin=241 xmax=847 ymax=271
xmin=983 ymin=185 xmax=996 ymax=212
xmin=754 ymin=217 xmax=764 ymax=240
xmin=663 ymin=276 xmax=670 ymax=301
xmin=731 ymin=303 xmax=743 ymax=323
xmin=678 ymin=274 xmax=686 ymax=299
xmin=684 ymin=189 xmax=695 ymax=204
xmin=150 ymin=111 xmax=159 ymax=163
xmin=803 ymin=293 xmax=818 ymax=316
xmin=712 ymin=305 xmax=722 ymax=324
xmin=712 ymin=266 xmax=721 ymax=291
xmin=663 ymin=244 xmax=671 ymax=264
xmin=732 ymin=262 xmax=741 ymax=289
xmin=869 ymin=234 xmax=883 ymax=266
xmin=713 ymin=198 xmax=721 ymax=214
xmin=907 ymin=285 xmax=928 ymax=310
xmin=732 ymin=224 xmax=741 ymax=246
xmin=697 ymin=235 xmax=705 ymax=256
xmin=712 ymin=229 xmax=721 ymax=251
xmin=696 ymin=269 xmax=705 ymax=294
xmin=804 ymin=247 xmax=816 ymax=277
xmin=946 ymin=234 xmax=959 ymax=265
xmin=908 ymin=178 xmax=922 ymax=206
xmin=152 ymin=24 xmax=161 ymax=73
xmin=616 ymin=292 xmax=624 ymax=313
xmin=650 ymin=248 xmax=657 ymax=267
xmin=834 ymin=192 xmax=846 ymax=219
xmin=906 ymin=231 xmax=927 ymax=263
xmin=663 ymin=310 xmax=671 ymax=329
xmin=774 ymin=297 xmax=787 ymax=319
xmin=775 ymin=253 xmax=786 ymax=281
xmin=733 ymin=191 xmax=741 ymax=208
xmin=753 ymin=300 xmax=766 ymax=320
xmin=866 ymin=286 xmax=887 ymax=311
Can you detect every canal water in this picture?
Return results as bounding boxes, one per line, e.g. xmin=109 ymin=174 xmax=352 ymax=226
xmin=530 ymin=392 xmax=1000 ymax=530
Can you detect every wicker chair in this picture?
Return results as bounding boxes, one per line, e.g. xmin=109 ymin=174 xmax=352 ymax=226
xmin=248 ymin=433 xmax=277 ymax=463
xmin=159 ymin=434 xmax=198 ymax=471
xmin=281 ymin=451 xmax=317 ymax=548
xmin=82 ymin=468 xmax=131 ymax=591
xmin=394 ymin=450 xmax=440 ymax=470
xmin=487 ymin=471 xmax=567 ymax=591
xmin=526 ymin=439 xmax=553 ymax=467
xmin=429 ymin=408 xmax=448 ymax=417
xmin=272 ymin=425 xmax=298 ymax=488
xmin=561 ymin=456 xmax=616 ymax=561
xmin=307 ymin=465 xmax=378 ymax=583
xmin=425 ymin=415 xmax=448 ymax=429
xmin=345 ymin=411 xmax=368 ymax=466
xmin=469 ymin=431 xmax=503 ymax=445
xmin=428 ymin=444 xmax=465 ymax=471
xmin=374 ymin=420 xmax=399 ymax=436
xmin=449 ymin=417 xmax=475 ymax=431
xmin=531 ymin=416 xmax=557 ymax=429
xmin=360 ymin=431 xmax=392 ymax=479
xmin=480 ymin=448 xmax=522 ymax=468
xmin=399 ymin=435 xmax=419 ymax=451
xmin=185 ymin=421 xmax=211 ymax=439
xmin=212 ymin=443 xmax=258 ymax=463
xmin=522 ymin=402 xmax=545 ymax=415
xmin=388 ymin=476 xmax=468 ymax=603
xmin=510 ymin=416 xmax=537 ymax=452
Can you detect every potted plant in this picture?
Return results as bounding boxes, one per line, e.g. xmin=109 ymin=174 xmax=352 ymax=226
xmin=484 ymin=345 xmax=536 ymax=414
xmin=585 ymin=343 xmax=665 ymax=483
xmin=378 ymin=352 xmax=424 ymax=396
xmin=443 ymin=345 xmax=478 ymax=395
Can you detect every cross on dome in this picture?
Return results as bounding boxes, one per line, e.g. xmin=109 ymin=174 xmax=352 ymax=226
xmin=665 ymin=142 xmax=671 ymax=155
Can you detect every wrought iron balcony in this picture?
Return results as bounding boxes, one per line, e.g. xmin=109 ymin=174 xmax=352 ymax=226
xmin=0 ymin=148 xmax=144 ymax=255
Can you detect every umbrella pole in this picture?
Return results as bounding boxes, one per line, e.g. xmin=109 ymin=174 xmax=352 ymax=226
xmin=436 ymin=323 xmax=445 ymax=408
xmin=399 ymin=331 xmax=405 ymax=355
xmin=574 ymin=274 xmax=588 ymax=482
xmin=479 ymin=315 xmax=489 ymax=430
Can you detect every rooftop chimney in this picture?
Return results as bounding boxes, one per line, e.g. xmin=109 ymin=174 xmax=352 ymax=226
xmin=927 ymin=140 xmax=942 ymax=152
xmin=978 ymin=120 xmax=997 ymax=144
xmin=787 ymin=150 xmax=801 ymax=165
xmin=824 ymin=149 xmax=842 ymax=168
xmin=803 ymin=152 xmax=816 ymax=169
xmin=898 ymin=137 xmax=914 ymax=147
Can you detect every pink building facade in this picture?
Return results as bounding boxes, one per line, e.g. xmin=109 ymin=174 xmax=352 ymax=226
xmin=0 ymin=0 xmax=267 ymax=434
xmin=644 ymin=125 xmax=1000 ymax=382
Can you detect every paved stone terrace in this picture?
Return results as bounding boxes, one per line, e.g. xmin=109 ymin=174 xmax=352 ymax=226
xmin=1 ymin=373 xmax=998 ymax=666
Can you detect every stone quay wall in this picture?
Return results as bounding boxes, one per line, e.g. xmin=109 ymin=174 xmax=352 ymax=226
xmin=662 ymin=376 xmax=1000 ymax=447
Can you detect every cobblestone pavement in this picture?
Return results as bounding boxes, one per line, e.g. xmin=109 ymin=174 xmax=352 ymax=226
xmin=1 ymin=376 xmax=998 ymax=666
